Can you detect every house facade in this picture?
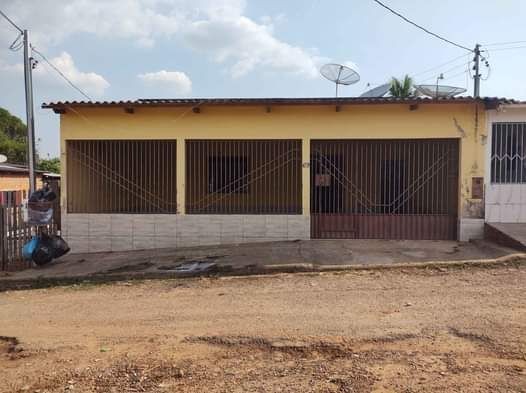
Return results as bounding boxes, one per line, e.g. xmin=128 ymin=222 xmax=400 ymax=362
xmin=485 ymin=102 xmax=526 ymax=223
xmin=43 ymin=97 xmax=497 ymax=253
xmin=0 ymin=163 xmax=44 ymax=193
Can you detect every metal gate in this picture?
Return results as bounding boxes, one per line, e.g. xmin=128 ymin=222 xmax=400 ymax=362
xmin=311 ymin=139 xmax=459 ymax=240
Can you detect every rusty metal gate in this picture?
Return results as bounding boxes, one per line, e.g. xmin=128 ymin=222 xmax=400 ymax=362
xmin=311 ymin=139 xmax=459 ymax=240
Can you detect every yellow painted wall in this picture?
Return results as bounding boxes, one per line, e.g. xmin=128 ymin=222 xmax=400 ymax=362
xmin=0 ymin=174 xmax=43 ymax=192
xmin=59 ymin=102 xmax=487 ymax=219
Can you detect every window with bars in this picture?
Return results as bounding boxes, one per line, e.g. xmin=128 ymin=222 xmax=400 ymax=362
xmin=186 ymin=140 xmax=302 ymax=214
xmin=491 ymin=123 xmax=526 ymax=184
xmin=66 ymin=140 xmax=177 ymax=213
xmin=208 ymin=156 xmax=249 ymax=194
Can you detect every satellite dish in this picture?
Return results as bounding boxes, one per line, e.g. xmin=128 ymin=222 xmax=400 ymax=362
xmin=320 ymin=63 xmax=360 ymax=97
xmin=0 ymin=154 xmax=7 ymax=163
xmin=360 ymin=83 xmax=390 ymax=98
xmin=414 ymin=84 xmax=467 ymax=99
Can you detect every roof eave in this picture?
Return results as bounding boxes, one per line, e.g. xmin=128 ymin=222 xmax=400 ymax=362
xmin=41 ymin=96 xmax=500 ymax=111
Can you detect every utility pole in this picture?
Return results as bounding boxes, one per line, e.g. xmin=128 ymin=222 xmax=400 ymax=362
xmin=0 ymin=10 xmax=36 ymax=193
xmin=473 ymin=43 xmax=481 ymax=98
xmin=23 ymin=29 xmax=37 ymax=194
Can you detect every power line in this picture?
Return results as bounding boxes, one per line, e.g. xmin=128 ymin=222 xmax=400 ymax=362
xmin=443 ymin=69 xmax=469 ymax=81
xmin=2 ymin=8 xmax=92 ymax=101
xmin=485 ymin=45 xmax=526 ymax=52
xmin=483 ymin=40 xmax=526 ymax=47
xmin=416 ymin=61 xmax=470 ymax=83
xmin=9 ymin=32 xmax=23 ymax=51
xmin=31 ymin=46 xmax=92 ymax=101
xmin=371 ymin=0 xmax=473 ymax=52
xmin=0 ymin=8 xmax=23 ymax=33
xmin=411 ymin=53 xmax=470 ymax=78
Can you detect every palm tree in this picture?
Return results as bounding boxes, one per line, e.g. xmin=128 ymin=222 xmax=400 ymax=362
xmin=389 ymin=75 xmax=414 ymax=98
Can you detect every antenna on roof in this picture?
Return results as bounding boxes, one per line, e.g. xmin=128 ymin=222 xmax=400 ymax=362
xmin=414 ymin=84 xmax=467 ymax=98
xmin=360 ymin=83 xmax=391 ymax=98
xmin=320 ymin=63 xmax=360 ymax=97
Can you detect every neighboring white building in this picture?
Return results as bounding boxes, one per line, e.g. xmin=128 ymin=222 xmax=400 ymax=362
xmin=485 ymin=102 xmax=526 ymax=223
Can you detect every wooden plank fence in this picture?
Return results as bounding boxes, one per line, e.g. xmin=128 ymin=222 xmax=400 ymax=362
xmin=0 ymin=190 xmax=59 ymax=271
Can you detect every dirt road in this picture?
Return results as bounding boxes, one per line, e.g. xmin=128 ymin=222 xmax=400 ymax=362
xmin=1 ymin=265 xmax=525 ymax=392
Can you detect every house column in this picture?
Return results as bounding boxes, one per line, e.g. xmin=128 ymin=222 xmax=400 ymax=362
xmin=302 ymin=138 xmax=310 ymax=216
xmin=177 ymin=138 xmax=185 ymax=214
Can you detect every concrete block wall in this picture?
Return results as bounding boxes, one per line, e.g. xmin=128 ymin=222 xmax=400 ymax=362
xmin=62 ymin=213 xmax=310 ymax=254
xmin=458 ymin=218 xmax=485 ymax=241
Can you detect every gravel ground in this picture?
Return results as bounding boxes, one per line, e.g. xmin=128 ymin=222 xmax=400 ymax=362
xmin=0 ymin=265 xmax=525 ymax=392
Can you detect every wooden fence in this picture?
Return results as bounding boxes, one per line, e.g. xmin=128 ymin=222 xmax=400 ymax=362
xmin=0 ymin=190 xmax=59 ymax=271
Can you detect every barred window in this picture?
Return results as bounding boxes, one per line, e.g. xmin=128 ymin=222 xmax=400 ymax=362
xmin=208 ymin=156 xmax=249 ymax=194
xmin=491 ymin=123 xmax=526 ymax=184
xmin=66 ymin=140 xmax=177 ymax=213
xmin=186 ymin=140 xmax=302 ymax=214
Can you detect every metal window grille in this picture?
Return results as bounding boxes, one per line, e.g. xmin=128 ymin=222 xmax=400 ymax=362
xmin=186 ymin=140 xmax=302 ymax=214
xmin=66 ymin=140 xmax=177 ymax=213
xmin=491 ymin=122 xmax=526 ymax=184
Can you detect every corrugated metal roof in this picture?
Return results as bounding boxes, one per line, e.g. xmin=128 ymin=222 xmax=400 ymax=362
xmin=42 ymin=96 xmax=520 ymax=110
xmin=0 ymin=163 xmax=46 ymax=174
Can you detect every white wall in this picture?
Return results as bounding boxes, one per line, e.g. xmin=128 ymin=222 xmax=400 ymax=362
xmin=486 ymin=106 xmax=526 ymax=223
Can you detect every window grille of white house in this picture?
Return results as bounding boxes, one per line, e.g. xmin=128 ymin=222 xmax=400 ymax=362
xmin=491 ymin=123 xmax=526 ymax=184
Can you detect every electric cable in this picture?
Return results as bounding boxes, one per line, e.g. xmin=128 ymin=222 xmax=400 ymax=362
xmin=0 ymin=8 xmax=23 ymax=33
xmin=31 ymin=46 xmax=92 ymax=101
xmin=371 ymin=0 xmax=473 ymax=52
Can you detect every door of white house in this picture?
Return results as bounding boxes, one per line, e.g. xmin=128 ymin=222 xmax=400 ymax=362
xmin=486 ymin=113 xmax=526 ymax=223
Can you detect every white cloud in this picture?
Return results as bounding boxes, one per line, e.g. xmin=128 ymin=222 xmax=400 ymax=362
xmin=138 ymin=70 xmax=192 ymax=95
xmin=182 ymin=15 xmax=325 ymax=78
xmin=0 ymin=51 xmax=109 ymax=97
xmin=0 ymin=60 xmax=23 ymax=73
xmin=0 ymin=0 xmax=332 ymax=79
xmin=33 ymin=52 xmax=110 ymax=97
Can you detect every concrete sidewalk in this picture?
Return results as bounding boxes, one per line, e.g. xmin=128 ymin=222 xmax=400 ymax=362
xmin=0 ymin=239 xmax=520 ymax=288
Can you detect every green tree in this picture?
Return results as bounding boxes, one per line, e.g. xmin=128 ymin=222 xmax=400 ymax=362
xmin=0 ymin=107 xmax=28 ymax=163
xmin=389 ymin=75 xmax=414 ymax=98
xmin=37 ymin=157 xmax=60 ymax=173
xmin=0 ymin=107 xmax=60 ymax=171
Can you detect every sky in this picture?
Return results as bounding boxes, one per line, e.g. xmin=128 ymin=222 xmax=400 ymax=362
xmin=0 ymin=0 xmax=525 ymax=158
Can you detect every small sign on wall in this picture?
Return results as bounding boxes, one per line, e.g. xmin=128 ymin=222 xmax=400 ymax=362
xmin=315 ymin=174 xmax=331 ymax=187
xmin=472 ymin=177 xmax=484 ymax=199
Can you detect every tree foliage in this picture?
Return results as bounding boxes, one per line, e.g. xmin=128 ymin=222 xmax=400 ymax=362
xmin=38 ymin=157 xmax=60 ymax=173
xmin=0 ymin=107 xmax=60 ymax=172
xmin=389 ymin=75 xmax=414 ymax=98
xmin=0 ymin=107 xmax=28 ymax=163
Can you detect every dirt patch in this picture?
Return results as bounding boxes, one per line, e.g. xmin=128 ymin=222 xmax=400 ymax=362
xmin=35 ymin=357 xmax=184 ymax=393
xmin=0 ymin=265 xmax=525 ymax=392
xmin=186 ymin=335 xmax=355 ymax=358
xmin=0 ymin=336 xmax=27 ymax=360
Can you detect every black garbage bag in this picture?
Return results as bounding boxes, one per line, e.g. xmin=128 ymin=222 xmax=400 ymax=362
xmin=49 ymin=235 xmax=70 ymax=258
xmin=42 ymin=189 xmax=57 ymax=202
xmin=28 ymin=184 xmax=57 ymax=202
xmin=28 ymin=189 xmax=45 ymax=202
xmin=32 ymin=234 xmax=54 ymax=266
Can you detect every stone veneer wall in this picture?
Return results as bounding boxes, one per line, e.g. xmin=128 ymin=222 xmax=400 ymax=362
xmin=61 ymin=213 xmax=310 ymax=254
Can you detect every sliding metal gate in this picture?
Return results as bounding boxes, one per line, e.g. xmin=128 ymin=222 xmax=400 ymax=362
xmin=311 ymin=139 xmax=459 ymax=240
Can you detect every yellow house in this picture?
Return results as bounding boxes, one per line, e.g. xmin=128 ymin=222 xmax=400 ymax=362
xmin=43 ymin=97 xmax=499 ymax=253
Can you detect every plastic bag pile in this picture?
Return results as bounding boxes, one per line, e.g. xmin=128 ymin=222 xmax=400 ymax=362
xmin=22 ymin=185 xmax=70 ymax=266
xmin=23 ymin=233 xmax=70 ymax=266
